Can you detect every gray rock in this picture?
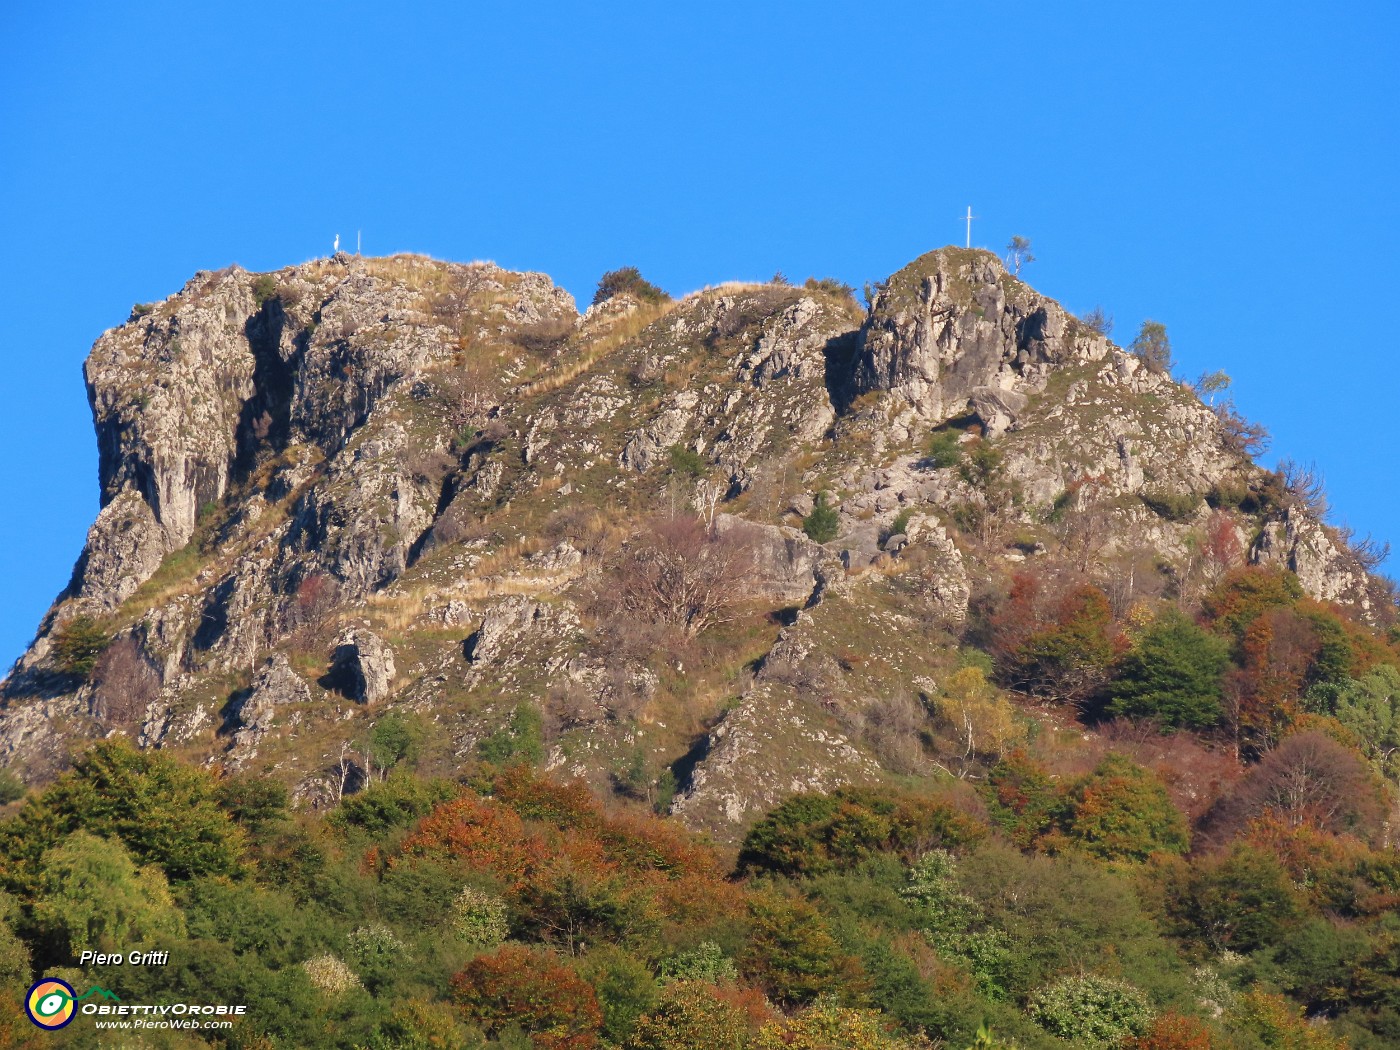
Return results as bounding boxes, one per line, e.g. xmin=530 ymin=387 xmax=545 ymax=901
xmin=330 ymin=631 xmax=396 ymax=704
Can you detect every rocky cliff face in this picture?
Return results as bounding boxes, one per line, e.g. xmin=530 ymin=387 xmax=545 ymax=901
xmin=0 ymin=248 xmax=1380 ymax=836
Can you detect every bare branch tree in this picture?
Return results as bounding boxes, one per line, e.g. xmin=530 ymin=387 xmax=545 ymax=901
xmin=614 ymin=513 xmax=754 ymax=636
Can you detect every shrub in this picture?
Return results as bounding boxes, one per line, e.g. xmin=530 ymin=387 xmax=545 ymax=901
xmin=802 ymin=494 xmax=840 ymax=543
xmin=742 ymin=892 xmax=863 ymax=1008
xmin=130 ymin=302 xmax=155 ymax=320
xmin=1201 ymin=731 xmax=1388 ymax=843
xmin=1141 ymin=489 xmax=1201 ymax=522
xmin=332 ymin=773 xmax=456 ymax=834
xmin=1124 ymin=1011 xmax=1215 ymax=1050
xmin=737 ymin=789 xmax=986 ymax=877
xmin=450 ymin=885 xmax=509 ymax=947
xmin=214 ymin=775 xmax=289 ymax=829
xmin=658 ymin=941 xmax=738 ymax=985
xmin=30 ymin=830 xmax=186 ymax=960
xmin=1009 ymin=585 xmax=1120 ymax=706
xmin=0 ymin=741 xmax=245 ymax=887
xmin=753 ymin=996 xmax=932 ymax=1049
xmin=926 ymin=429 xmax=963 ymax=469
xmin=1109 ymin=609 xmax=1231 ymax=729
xmin=886 ymin=508 xmax=914 ymax=541
xmin=1027 ymin=973 xmax=1154 ymax=1047
xmin=50 ymin=616 xmax=109 ymax=680
xmin=250 ymin=274 xmax=279 ymax=307
xmin=302 ymin=954 xmax=363 ymax=995
xmin=668 ymin=444 xmax=707 ymax=478
xmin=0 ymin=772 xmax=23 ymax=806
xmin=594 ymin=267 xmax=669 ymax=306
xmin=478 ymin=703 xmax=545 ymax=765
xmin=803 ymin=276 xmax=856 ymax=302
xmin=611 ymin=512 xmax=754 ymax=636
xmin=1162 ymin=843 xmax=1301 ymax=952
xmin=577 ymin=944 xmax=657 ymax=1045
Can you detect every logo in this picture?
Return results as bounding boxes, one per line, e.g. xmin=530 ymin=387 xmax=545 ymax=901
xmin=24 ymin=981 xmax=122 ymax=1029
xmin=25 ymin=979 xmax=76 ymax=1030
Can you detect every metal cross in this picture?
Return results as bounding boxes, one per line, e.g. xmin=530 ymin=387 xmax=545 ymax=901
xmin=963 ymin=206 xmax=976 ymax=249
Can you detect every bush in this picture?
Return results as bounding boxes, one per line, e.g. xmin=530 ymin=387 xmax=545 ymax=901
xmin=628 ymin=982 xmax=747 ymax=1050
xmin=803 ymin=276 xmax=856 ymax=302
xmin=478 ymin=704 xmax=545 ymax=765
xmin=1027 ymin=973 xmax=1154 ymax=1047
xmin=302 ymin=954 xmax=363 ymax=994
xmin=594 ymin=266 xmax=669 ymax=306
xmin=0 ymin=741 xmax=245 ymax=886
xmin=886 ymin=508 xmax=914 ymax=541
xmin=1008 ymin=586 xmax=1120 ymax=706
xmin=803 ymin=494 xmax=840 ymax=543
xmin=668 ymin=445 xmax=707 ymax=478
xmin=742 ymin=892 xmax=863 ymax=1008
xmin=130 ymin=302 xmax=155 ymax=320
xmin=1141 ymin=489 xmax=1201 ymax=522
xmin=251 ymin=274 xmax=279 ymax=307
xmin=925 ymin=430 xmax=963 ymax=469
xmin=658 ymin=941 xmax=738 ymax=985
xmin=737 ymin=788 xmax=986 ymax=877
xmin=0 ymin=772 xmax=23 ymax=806
xmin=1109 ymin=610 xmax=1231 ymax=729
xmin=449 ymin=885 xmax=509 ymax=947
xmin=50 ymin=616 xmax=109 ymax=680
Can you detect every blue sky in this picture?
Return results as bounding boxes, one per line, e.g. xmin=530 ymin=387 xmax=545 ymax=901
xmin=1 ymin=2 xmax=1397 ymax=669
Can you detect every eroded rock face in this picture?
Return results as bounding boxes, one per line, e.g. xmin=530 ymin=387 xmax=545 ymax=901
xmin=330 ymin=631 xmax=396 ymax=704
xmin=853 ymin=248 xmax=1109 ymax=425
xmin=224 ymin=654 xmax=312 ymax=767
xmin=0 ymin=246 xmax=1386 ymax=837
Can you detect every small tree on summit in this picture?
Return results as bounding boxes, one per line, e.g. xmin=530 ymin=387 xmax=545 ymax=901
xmin=1005 ymin=236 xmax=1035 ymax=275
xmin=1130 ymin=320 xmax=1173 ymax=375
xmin=592 ymin=266 xmax=670 ymax=306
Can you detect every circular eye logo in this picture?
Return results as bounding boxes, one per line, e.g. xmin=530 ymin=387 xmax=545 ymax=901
xmin=25 ymin=978 xmax=76 ymax=1029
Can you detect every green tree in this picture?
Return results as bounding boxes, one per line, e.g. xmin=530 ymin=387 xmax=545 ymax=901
xmin=803 ymin=493 xmax=840 ymax=543
xmin=925 ymin=430 xmax=964 ymax=469
xmin=50 ymin=616 xmax=109 ymax=679
xmin=1130 ymin=320 xmax=1173 ymax=374
xmin=1004 ymin=236 xmax=1035 ymax=276
xmin=478 ymin=703 xmax=545 ymax=765
xmin=30 ymin=831 xmax=185 ymax=960
xmin=742 ymin=892 xmax=862 ymax=1008
xmin=1306 ymin=664 xmax=1400 ymax=776
xmin=1109 ymin=610 xmax=1231 ymax=729
xmin=579 ymin=944 xmax=658 ymax=1045
xmin=0 ymin=741 xmax=245 ymax=889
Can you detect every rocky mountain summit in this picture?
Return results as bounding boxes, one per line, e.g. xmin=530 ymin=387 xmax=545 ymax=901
xmin=0 ymin=248 xmax=1382 ymax=836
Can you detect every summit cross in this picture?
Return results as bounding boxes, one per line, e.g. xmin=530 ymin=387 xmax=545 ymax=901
xmin=963 ymin=206 xmax=976 ymax=249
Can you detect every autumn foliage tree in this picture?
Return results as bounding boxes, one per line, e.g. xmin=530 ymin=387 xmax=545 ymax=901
xmin=1007 ymin=585 xmax=1121 ymax=706
xmin=451 ymin=944 xmax=603 ymax=1049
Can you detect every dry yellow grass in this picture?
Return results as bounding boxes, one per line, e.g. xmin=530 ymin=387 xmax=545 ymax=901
xmin=518 ymin=299 xmax=676 ymax=396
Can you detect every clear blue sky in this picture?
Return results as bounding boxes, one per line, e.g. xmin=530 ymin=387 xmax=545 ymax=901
xmin=1 ymin=2 xmax=1397 ymax=670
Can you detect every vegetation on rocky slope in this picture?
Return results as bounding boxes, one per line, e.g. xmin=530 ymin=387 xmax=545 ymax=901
xmin=1 ymin=246 xmax=1398 ymax=1045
